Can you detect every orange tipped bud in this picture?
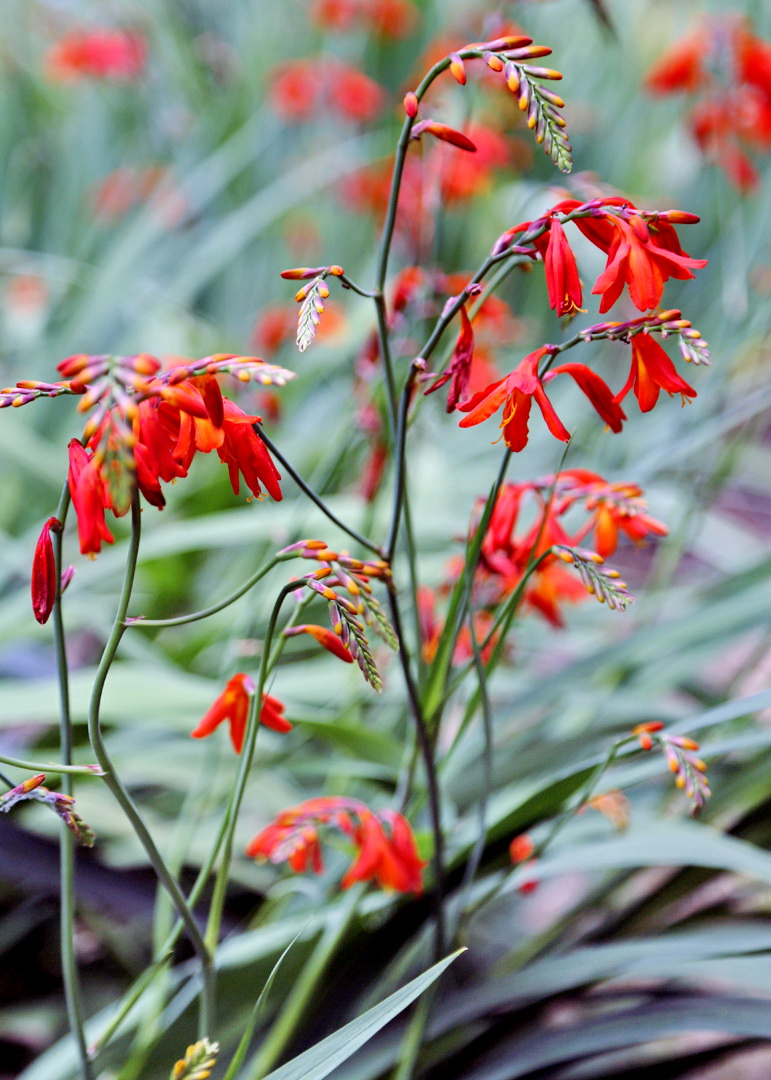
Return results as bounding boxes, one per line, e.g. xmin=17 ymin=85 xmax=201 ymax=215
xmin=281 ymin=267 xmax=323 ymax=280
xmin=662 ymin=211 xmax=700 ymax=224
xmin=403 ymin=91 xmax=418 ymax=117
xmin=482 ymin=35 xmax=532 ymax=51
xmin=522 ymin=66 xmax=563 ymax=80
xmin=449 ymin=53 xmax=466 ymax=84
xmin=632 ymin=721 xmax=665 ymax=734
xmin=31 ymin=516 xmax=62 ymax=625
xmin=504 ymin=61 xmax=520 ymax=93
xmin=484 ymin=51 xmax=504 ymax=72
xmin=510 ymin=833 xmax=535 ymax=862
xmin=284 ymin=624 xmax=354 ymax=663
xmin=328 ymin=264 xmax=344 ymax=276
xmin=411 ymin=120 xmax=477 ymax=152
xmin=638 ymin=733 xmax=653 ymax=751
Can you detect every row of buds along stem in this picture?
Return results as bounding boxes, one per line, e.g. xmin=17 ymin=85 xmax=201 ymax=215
xmin=403 ymin=35 xmax=572 ymax=172
xmin=578 ymin=310 xmax=711 ymax=366
xmin=632 ymin=722 xmax=711 ymax=812
xmin=554 ymin=545 xmax=633 ymax=611
xmin=281 ymin=264 xmax=344 ymax=352
xmin=279 ymin=546 xmax=398 ymax=691
xmin=0 ymin=773 xmax=95 ymax=846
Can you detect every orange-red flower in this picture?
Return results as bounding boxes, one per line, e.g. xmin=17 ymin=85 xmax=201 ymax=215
xmin=458 ymin=347 xmax=624 ymax=452
xmin=31 ymin=517 xmax=62 ymax=624
xmin=246 ymin=796 xmax=425 ymax=894
xmin=191 ymin=673 xmax=290 ymax=754
xmin=45 ymin=29 xmax=146 ymax=82
xmin=67 ymin=441 xmax=114 ymax=556
xmin=592 ymin=214 xmax=708 ymax=313
xmin=283 ymin=624 xmax=354 ymax=664
xmin=615 ymin=332 xmax=697 ymax=413
xmin=539 ymin=218 xmax=583 ymax=316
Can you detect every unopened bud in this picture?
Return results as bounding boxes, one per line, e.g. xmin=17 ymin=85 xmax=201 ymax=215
xmin=403 ymin=91 xmax=419 ymax=117
xmin=449 ymin=53 xmax=466 ymax=85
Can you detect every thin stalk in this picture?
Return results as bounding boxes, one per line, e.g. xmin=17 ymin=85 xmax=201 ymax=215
xmin=254 ymin=424 xmax=383 ymax=557
xmin=421 ymin=448 xmax=511 ymax=726
xmin=387 ymin=588 xmax=446 ymax=960
xmin=457 ymin=608 xmax=493 ymax=918
xmin=52 ymin=484 xmax=93 ymax=1080
xmin=204 ymin=581 xmax=300 ymax=952
xmin=87 ymin=498 xmax=214 ymax=1039
xmin=386 ymin=359 xmax=422 ymax=561
xmin=128 ymin=557 xmax=280 ymax=628
xmin=0 ymin=753 xmax=102 ymax=776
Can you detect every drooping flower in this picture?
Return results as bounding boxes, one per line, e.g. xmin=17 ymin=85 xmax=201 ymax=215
xmin=191 ymin=673 xmax=290 ymax=754
xmin=283 ymin=623 xmax=354 ymax=664
xmin=592 ymin=214 xmax=708 ymax=313
xmin=539 ymin=218 xmax=583 ymax=316
xmin=31 ymin=517 xmax=62 ymax=624
xmin=458 ymin=347 xmax=624 ymax=452
xmin=615 ymin=332 xmax=697 ymax=413
xmin=67 ymin=441 xmax=114 ymax=556
xmin=246 ymin=796 xmax=425 ymax=894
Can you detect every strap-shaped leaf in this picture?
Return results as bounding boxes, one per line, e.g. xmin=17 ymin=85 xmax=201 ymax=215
xmin=260 ymin=950 xmax=463 ymax=1080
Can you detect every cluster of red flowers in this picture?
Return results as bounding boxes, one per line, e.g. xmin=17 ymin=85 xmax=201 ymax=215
xmin=451 ymin=198 xmax=707 ymax=450
xmin=270 ymin=59 xmax=385 ymax=123
xmin=473 ymin=470 xmax=666 ymax=627
xmin=60 ymin=356 xmax=282 ymax=558
xmin=246 ymin=796 xmax=425 ymax=894
xmin=645 ymin=16 xmax=771 ymax=192
xmin=310 ymin=0 xmax=418 ymax=37
xmin=45 ymin=28 xmax=147 ymax=82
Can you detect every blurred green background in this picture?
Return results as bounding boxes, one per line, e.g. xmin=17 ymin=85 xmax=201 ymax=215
xmin=1 ymin=0 xmax=771 ymax=1077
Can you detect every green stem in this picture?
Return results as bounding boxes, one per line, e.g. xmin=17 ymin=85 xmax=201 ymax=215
xmin=243 ymin=886 xmax=363 ymax=1080
xmin=204 ymin=581 xmax=300 ymax=952
xmin=0 ymin=753 xmax=102 ymax=776
xmin=254 ymin=424 xmax=384 ymax=557
xmin=387 ymin=588 xmax=446 ymax=961
xmin=87 ymin=497 xmax=214 ymax=1039
xmin=127 ymin=557 xmax=280 ymax=627
xmin=52 ymin=484 xmax=94 ymax=1080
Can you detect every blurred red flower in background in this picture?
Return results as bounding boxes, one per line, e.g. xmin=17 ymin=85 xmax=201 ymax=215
xmin=645 ymin=16 xmax=771 ymax=192
xmin=45 ymin=28 xmax=146 ymax=81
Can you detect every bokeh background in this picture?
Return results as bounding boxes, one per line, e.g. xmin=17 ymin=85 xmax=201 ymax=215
xmin=2 ymin=0 xmax=771 ymax=1077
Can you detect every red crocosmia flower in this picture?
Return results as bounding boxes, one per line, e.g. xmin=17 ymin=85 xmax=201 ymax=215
xmin=459 ymin=348 xmax=623 ymax=452
xmin=615 ymin=332 xmax=697 ymax=413
xmin=329 ymin=64 xmax=386 ymax=122
xmin=458 ymin=347 xmax=565 ymax=452
xmin=592 ymin=215 xmax=708 ymax=313
xmin=311 ymin=0 xmax=417 ymax=37
xmin=644 ymin=30 xmax=709 ymax=93
xmin=540 ymin=218 xmax=583 ymax=317
xmin=543 ymin=362 xmax=626 ymax=433
xmin=191 ymin=673 xmax=290 ymax=754
xmin=269 ymin=61 xmax=324 ymax=120
xmin=216 ymin=399 xmax=282 ymax=501
xmin=31 ymin=517 xmax=62 ymax=624
xmin=556 ymin=470 xmax=669 ymax=559
xmin=284 ymin=624 xmax=354 ymax=664
xmin=246 ymin=796 xmax=425 ymax=894
xmin=269 ymin=60 xmax=385 ymax=124
xmin=425 ymin=304 xmax=475 ymax=412
xmin=45 ymin=29 xmax=146 ymax=82
xmin=67 ymin=441 xmax=114 ymax=556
